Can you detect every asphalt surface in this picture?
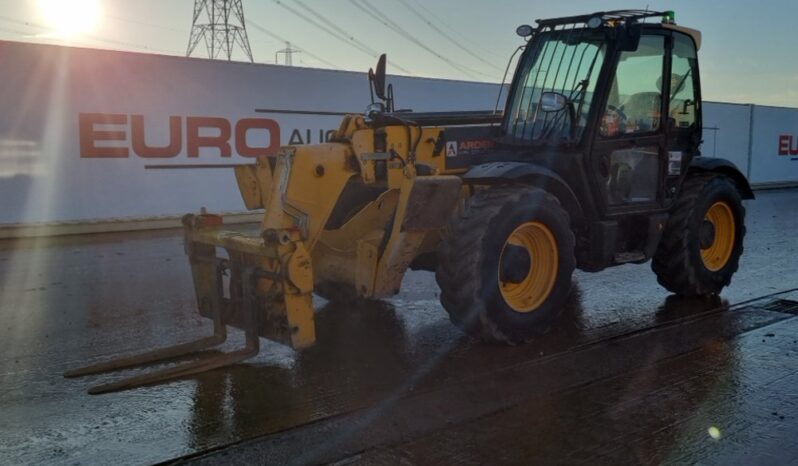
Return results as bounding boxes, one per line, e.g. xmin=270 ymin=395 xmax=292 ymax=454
xmin=1 ymin=189 xmax=798 ymax=465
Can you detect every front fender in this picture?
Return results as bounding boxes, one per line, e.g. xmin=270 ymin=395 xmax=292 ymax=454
xmin=463 ymin=162 xmax=583 ymax=224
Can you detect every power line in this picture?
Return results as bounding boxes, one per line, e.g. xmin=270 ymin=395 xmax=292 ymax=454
xmin=289 ymin=0 xmax=414 ymax=75
xmin=272 ymin=0 xmax=364 ymax=53
xmin=106 ymin=15 xmax=184 ymax=35
xmin=0 ymin=26 xmax=35 ymax=37
xmin=349 ymin=0 xmax=497 ymax=80
xmin=270 ymin=0 xmax=414 ymax=74
xmin=396 ymin=0 xmax=503 ymax=72
xmin=292 ymin=0 xmax=379 ymax=55
xmin=0 ymin=12 xmax=334 ymax=71
xmin=349 ymin=0 xmax=474 ymax=77
xmin=0 ymin=15 xmax=182 ymax=55
xmin=405 ymin=0 xmax=498 ymax=59
xmin=246 ymin=18 xmax=341 ymax=69
xmin=0 ymin=23 xmax=31 ymax=36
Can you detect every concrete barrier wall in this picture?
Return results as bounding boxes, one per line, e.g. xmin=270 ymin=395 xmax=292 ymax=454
xmin=1 ymin=41 xmax=796 ymax=236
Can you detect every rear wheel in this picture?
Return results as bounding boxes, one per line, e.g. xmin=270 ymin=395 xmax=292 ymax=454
xmin=652 ymin=174 xmax=746 ymax=296
xmin=436 ymin=185 xmax=576 ymax=344
xmin=314 ymin=282 xmax=363 ymax=303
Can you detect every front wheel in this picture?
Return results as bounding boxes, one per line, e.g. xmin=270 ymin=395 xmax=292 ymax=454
xmin=652 ymin=174 xmax=746 ymax=296
xmin=436 ymin=185 xmax=576 ymax=344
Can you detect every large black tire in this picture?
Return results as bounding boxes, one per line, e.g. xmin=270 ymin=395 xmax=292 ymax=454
xmin=314 ymin=281 xmax=365 ymax=303
xmin=652 ymin=174 xmax=746 ymax=296
xmin=436 ymin=185 xmax=576 ymax=344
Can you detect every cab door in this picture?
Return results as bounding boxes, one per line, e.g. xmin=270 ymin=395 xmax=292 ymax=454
xmin=588 ymin=33 xmax=669 ymax=215
xmin=664 ymin=32 xmax=702 ymax=200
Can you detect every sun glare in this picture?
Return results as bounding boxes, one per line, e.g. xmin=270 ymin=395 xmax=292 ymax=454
xmin=38 ymin=0 xmax=102 ymax=38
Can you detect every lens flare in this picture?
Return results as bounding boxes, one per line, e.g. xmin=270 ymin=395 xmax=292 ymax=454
xmin=38 ymin=0 xmax=102 ymax=38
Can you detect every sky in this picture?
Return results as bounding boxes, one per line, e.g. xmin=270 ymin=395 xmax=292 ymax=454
xmin=0 ymin=0 xmax=796 ymax=107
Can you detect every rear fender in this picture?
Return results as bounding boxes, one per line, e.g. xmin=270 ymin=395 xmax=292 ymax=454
xmin=688 ymin=157 xmax=754 ymax=199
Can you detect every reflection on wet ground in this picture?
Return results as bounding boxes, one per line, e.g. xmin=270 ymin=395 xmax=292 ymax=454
xmin=1 ymin=189 xmax=798 ymax=465
xmin=350 ymin=313 xmax=798 ymax=465
xmin=188 ymin=296 xmax=798 ymax=465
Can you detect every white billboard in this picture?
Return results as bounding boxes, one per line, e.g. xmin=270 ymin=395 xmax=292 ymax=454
xmin=0 ymin=40 xmax=501 ymax=229
xmin=701 ymin=102 xmax=751 ymax=175
xmin=749 ymin=105 xmax=798 ymax=185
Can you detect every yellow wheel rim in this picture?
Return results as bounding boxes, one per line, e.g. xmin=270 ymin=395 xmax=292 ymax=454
xmin=700 ymin=201 xmax=736 ymax=272
xmin=499 ymin=221 xmax=559 ymax=313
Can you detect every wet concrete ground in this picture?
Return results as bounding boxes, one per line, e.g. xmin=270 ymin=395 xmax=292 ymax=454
xmin=1 ymin=189 xmax=798 ymax=465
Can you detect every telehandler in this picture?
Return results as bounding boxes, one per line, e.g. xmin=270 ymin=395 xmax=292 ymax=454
xmin=67 ymin=10 xmax=752 ymax=393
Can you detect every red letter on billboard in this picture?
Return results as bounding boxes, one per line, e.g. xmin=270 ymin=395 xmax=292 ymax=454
xmin=131 ymin=115 xmax=182 ymax=158
xmin=235 ymin=118 xmax=281 ymax=157
xmin=779 ymin=135 xmax=791 ymax=155
xmin=186 ymin=117 xmax=232 ymax=158
xmin=79 ymin=113 xmax=129 ymax=158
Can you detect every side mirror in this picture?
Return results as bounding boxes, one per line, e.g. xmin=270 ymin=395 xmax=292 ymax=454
xmin=539 ymin=92 xmax=569 ymax=112
xmin=617 ymin=24 xmax=641 ymax=52
xmin=367 ymin=68 xmax=375 ymax=103
xmin=373 ymin=54 xmax=387 ymax=101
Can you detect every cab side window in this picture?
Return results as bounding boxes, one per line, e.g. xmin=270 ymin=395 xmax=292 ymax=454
xmin=669 ymin=34 xmax=699 ymax=129
xmin=601 ymin=35 xmax=665 ymax=138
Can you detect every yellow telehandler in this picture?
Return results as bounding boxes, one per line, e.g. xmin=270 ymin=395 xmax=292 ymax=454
xmin=66 ymin=10 xmax=753 ymax=393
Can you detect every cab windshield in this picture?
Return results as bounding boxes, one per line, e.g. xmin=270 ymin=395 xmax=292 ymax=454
xmin=505 ymin=30 xmax=606 ymax=144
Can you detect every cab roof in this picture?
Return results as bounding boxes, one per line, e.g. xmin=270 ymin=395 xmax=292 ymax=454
xmin=533 ymin=10 xmax=701 ymax=50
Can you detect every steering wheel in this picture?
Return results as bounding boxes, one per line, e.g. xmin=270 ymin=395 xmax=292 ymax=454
xmin=606 ymin=104 xmax=627 ymax=122
xmin=601 ymin=104 xmax=627 ymax=136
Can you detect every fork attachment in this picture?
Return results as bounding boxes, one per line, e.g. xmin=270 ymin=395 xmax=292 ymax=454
xmin=64 ymin=212 xmax=316 ymax=394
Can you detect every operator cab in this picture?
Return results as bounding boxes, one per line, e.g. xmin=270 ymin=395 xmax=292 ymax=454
xmin=365 ymin=10 xmax=707 ymax=220
xmin=504 ymin=10 xmax=701 ymax=147
xmin=497 ymin=10 xmax=703 ymax=214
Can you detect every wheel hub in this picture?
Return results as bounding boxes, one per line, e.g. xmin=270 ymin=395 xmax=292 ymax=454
xmin=500 ymin=244 xmax=532 ymax=284
xmin=699 ymin=219 xmax=716 ymax=249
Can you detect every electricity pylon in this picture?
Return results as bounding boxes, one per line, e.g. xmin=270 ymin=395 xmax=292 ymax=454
xmin=187 ymin=0 xmax=254 ymax=62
